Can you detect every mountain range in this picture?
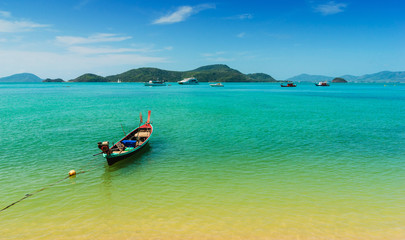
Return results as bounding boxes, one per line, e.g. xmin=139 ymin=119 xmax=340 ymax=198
xmin=0 ymin=66 xmax=404 ymax=83
xmin=287 ymin=71 xmax=405 ymax=83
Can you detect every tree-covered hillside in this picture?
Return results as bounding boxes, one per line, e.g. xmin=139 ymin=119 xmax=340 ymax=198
xmin=246 ymin=73 xmax=276 ymax=82
xmin=70 ymin=64 xmax=278 ymax=82
xmin=73 ymin=73 xmax=108 ymax=82
xmin=105 ymin=68 xmax=183 ymax=82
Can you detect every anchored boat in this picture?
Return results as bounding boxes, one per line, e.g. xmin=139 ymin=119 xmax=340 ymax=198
xmin=210 ymin=83 xmax=224 ymax=87
xmin=281 ymin=82 xmax=296 ymax=87
xmin=97 ymin=111 xmax=153 ymax=165
xmin=178 ymin=77 xmax=199 ymax=85
xmin=144 ymin=79 xmax=166 ymax=86
xmin=315 ymin=81 xmax=330 ymax=86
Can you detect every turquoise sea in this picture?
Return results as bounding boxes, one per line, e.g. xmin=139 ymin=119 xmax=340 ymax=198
xmin=0 ymin=82 xmax=404 ymax=239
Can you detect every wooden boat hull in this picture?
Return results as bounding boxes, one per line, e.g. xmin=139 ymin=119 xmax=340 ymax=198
xmin=105 ymin=136 xmax=150 ymax=165
xmin=280 ymin=85 xmax=296 ymax=87
xmin=102 ymin=122 xmax=153 ymax=165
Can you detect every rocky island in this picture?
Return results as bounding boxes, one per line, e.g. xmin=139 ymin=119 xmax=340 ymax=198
xmin=43 ymin=78 xmax=65 ymax=82
xmin=332 ymin=77 xmax=348 ymax=83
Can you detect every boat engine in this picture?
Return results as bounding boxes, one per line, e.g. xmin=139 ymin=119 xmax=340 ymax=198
xmin=98 ymin=141 xmax=110 ymax=154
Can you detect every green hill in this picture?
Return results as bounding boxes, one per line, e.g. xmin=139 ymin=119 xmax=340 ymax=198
xmin=105 ymin=67 xmax=183 ymax=82
xmin=70 ymin=64 xmax=278 ymax=82
xmin=0 ymin=73 xmax=42 ymax=82
xmin=185 ymin=64 xmax=250 ymax=82
xmin=73 ymin=73 xmax=108 ymax=82
xmin=246 ymin=73 xmax=276 ymax=82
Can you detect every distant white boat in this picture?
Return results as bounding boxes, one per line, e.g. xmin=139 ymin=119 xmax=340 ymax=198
xmin=117 ymin=79 xmax=122 ymax=83
xmin=144 ymin=79 xmax=166 ymax=86
xmin=315 ymin=81 xmax=329 ymax=86
xmin=178 ymin=77 xmax=199 ymax=85
xmin=210 ymin=83 xmax=224 ymax=87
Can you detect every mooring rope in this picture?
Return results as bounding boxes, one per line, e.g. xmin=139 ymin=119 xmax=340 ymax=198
xmin=0 ymin=175 xmax=71 ymax=212
xmin=0 ymin=157 xmax=101 ymax=213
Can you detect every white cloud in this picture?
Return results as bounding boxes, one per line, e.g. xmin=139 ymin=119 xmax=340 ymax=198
xmin=202 ymin=51 xmax=234 ymax=62
xmin=314 ymin=1 xmax=347 ymax=15
xmin=75 ymin=0 xmax=93 ymax=9
xmin=0 ymin=10 xmax=50 ymax=32
xmin=56 ymin=34 xmax=165 ymax=56
xmin=0 ymin=48 xmax=167 ymax=79
xmin=56 ymin=33 xmax=131 ymax=45
xmin=153 ymin=6 xmax=193 ymax=24
xmin=237 ymin=32 xmax=246 ymax=38
xmin=68 ymin=46 xmax=149 ymax=55
xmin=153 ymin=4 xmax=215 ymax=24
xmin=0 ymin=30 xmax=172 ymax=78
xmin=237 ymin=13 xmax=253 ymax=20
xmin=202 ymin=51 xmax=226 ymax=57
xmin=0 ymin=19 xmax=50 ymax=32
xmin=226 ymin=13 xmax=253 ymax=20
xmin=205 ymin=57 xmax=234 ymax=62
xmin=266 ymin=33 xmax=291 ymax=39
xmin=0 ymin=11 xmax=11 ymax=18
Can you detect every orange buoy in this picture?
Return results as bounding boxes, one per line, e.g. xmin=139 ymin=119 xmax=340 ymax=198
xmin=69 ymin=170 xmax=76 ymax=176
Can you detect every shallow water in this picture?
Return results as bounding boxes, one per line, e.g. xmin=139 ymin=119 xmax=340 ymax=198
xmin=0 ymin=82 xmax=404 ymax=239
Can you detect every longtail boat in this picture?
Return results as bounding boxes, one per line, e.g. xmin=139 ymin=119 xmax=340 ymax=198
xmin=97 ymin=111 xmax=153 ymax=165
xmin=281 ymin=82 xmax=296 ymax=87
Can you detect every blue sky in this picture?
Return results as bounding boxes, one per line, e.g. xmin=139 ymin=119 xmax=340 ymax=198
xmin=0 ymin=0 xmax=404 ymax=80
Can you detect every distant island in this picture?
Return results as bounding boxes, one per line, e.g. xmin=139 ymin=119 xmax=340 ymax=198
xmin=43 ymin=78 xmax=65 ymax=82
xmin=69 ymin=64 xmax=277 ymax=83
xmin=0 ymin=65 xmax=404 ymax=83
xmin=332 ymin=77 xmax=347 ymax=83
xmin=0 ymin=73 xmax=43 ymax=83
